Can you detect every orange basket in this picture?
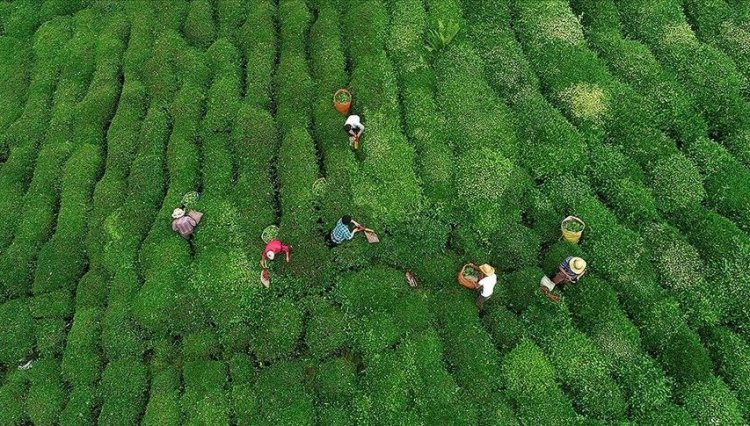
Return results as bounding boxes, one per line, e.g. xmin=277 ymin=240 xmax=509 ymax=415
xmin=333 ymin=88 xmax=352 ymax=115
xmin=458 ymin=264 xmax=482 ymax=289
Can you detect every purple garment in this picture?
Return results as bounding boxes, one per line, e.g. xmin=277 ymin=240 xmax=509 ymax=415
xmin=172 ymin=215 xmax=197 ymax=238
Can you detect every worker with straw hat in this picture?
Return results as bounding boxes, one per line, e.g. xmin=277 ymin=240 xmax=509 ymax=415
xmin=171 ymin=206 xmax=203 ymax=239
xmin=476 ymin=264 xmax=497 ymax=310
xmin=540 ymin=256 xmax=587 ymax=302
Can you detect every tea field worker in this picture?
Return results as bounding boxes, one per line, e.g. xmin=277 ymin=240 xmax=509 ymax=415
xmin=171 ymin=207 xmax=203 ymax=239
xmin=475 ymin=264 xmax=497 ymax=310
xmin=261 ymin=239 xmax=291 ymax=269
xmin=344 ymin=114 xmax=364 ymax=149
xmin=327 ymin=215 xmax=362 ymax=248
xmin=553 ymin=256 xmax=587 ymax=285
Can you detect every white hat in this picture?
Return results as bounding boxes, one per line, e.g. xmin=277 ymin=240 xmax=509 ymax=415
xmin=172 ymin=208 xmax=185 ymax=219
xmin=569 ymin=257 xmax=587 ymax=274
xmin=266 ymin=251 xmax=275 ymax=260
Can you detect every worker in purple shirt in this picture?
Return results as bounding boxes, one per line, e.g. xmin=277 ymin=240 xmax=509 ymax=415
xmin=171 ymin=207 xmax=203 ymax=239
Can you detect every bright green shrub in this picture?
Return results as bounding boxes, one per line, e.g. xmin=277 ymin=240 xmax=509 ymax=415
xmin=503 ymin=339 xmax=578 ymax=424
xmin=254 ymin=361 xmax=314 ymax=425
xmin=635 ymin=404 xmax=697 ymax=426
xmin=315 ymin=357 xmax=357 ymax=404
xmin=237 ymin=0 xmax=275 ymax=108
xmin=74 ymin=269 xmax=108 ymax=309
xmin=152 ymin=0 xmax=188 ymax=31
xmin=504 ymin=266 xmax=545 ymax=313
xmin=59 ymin=384 xmax=98 ymax=426
xmin=355 ymin=349 xmax=414 ymax=424
xmin=25 ymin=358 xmax=65 ymax=426
xmin=702 ymin=327 xmax=750 ymax=419
xmin=681 ymin=377 xmax=745 ymax=425
xmin=0 ymin=298 xmax=34 ymax=366
xmin=342 ymin=0 xmax=388 ymax=60
xmin=650 ymin=154 xmax=705 ymax=214
xmin=0 ymin=36 xmax=31 ymax=133
xmin=142 ymin=368 xmax=181 ymax=426
xmin=182 ymin=331 xmax=220 ymax=362
xmin=183 ymin=0 xmax=216 ymax=50
xmin=204 ymin=38 xmax=240 ymax=132
xmin=29 ymin=289 xmax=73 ymax=320
xmin=3 ymin=0 xmax=40 ymax=37
xmin=375 ymin=213 xmax=450 ymax=270
xmin=97 ymin=360 xmax=148 ymax=426
xmin=305 ymin=298 xmax=348 ymax=359
xmin=684 ymin=136 xmax=750 ymax=233
xmin=216 ymin=0 xmax=247 ymax=39
xmin=102 ymin=271 xmax=146 ymax=361
xmin=643 ymin=222 xmax=721 ymax=326
xmin=61 ymin=307 xmax=102 ymax=386
xmin=482 ymin=305 xmax=522 ymax=354
xmin=278 ymin=0 xmax=310 ymax=52
xmin=249 ymin=298 xmax=303 ymax=363
xmin=317 ymin=406 xmax=350 ymax=426
xmin=275 ymin=52 xmax=313 ymax=131
xmin=455 ymin=147 xmax=527 ymax=233
xmin=182 ymin=361 xmax=230 ymax=425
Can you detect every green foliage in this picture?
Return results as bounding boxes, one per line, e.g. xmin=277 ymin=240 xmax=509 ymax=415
xmin=249 ymin=298 xmax=303 ymax=363
xmin=681 ymin=377 xmax=746 ymax=426
xmin=425 ymin=20 xmax=460 ymax=52
xmin=0 ymin=298 xmax=34 ymax=365
xmin=305 ymin=298 xmax=348 ymax=359
xmin=97 ymin=360 xmax=148 ymax=426
xmin=254 ymin=361 xmax=314 ymax=425
xmin=183 ymin=0 xmax=215 ymax=50
xmin=182 ymin=361 xmax=230 ymax=425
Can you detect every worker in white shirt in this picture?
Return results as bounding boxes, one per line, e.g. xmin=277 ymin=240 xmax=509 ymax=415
xmin=476 ymin=264 xmax=497 ymax=310
xmin=344 ymin=114 xmax=364 ymax=149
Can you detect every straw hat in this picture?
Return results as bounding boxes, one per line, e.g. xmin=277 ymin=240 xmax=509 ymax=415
xmin=479 ymin=264 xmax=495 ymax=276
xmin=172 ymin=208 xmax=185 ymax=219
xmin=569 ymin=257 xmax=587 ymax=274
xmin=266 ymin=251 xmax=275 ymax=260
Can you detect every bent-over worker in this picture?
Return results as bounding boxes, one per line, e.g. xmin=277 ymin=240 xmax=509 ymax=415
xmin=476 ymin=264 xmax=497 ymax=310
xmin=344 ymin=114 xmax=364 ymax=149
xmin=540 ymin=256 xmax=586 ymax=301
xmin=328 ymin=215 xmax=362 ymax=247
xmin=261 ymin=239 xmax=291 ymax=269
xmin=171 ymin=207 xmax=203 ymax=239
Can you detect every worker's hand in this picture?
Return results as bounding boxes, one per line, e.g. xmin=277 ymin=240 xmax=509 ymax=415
xmin=260 ymin=259 xmax=268 ymax=269
xmin=286 ymin=253 xmax=290 ymax=262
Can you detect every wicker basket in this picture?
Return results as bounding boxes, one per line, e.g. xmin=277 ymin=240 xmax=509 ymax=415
xmin=458 ymin=264 xmax=481 ymax=289
xmin=561 ymin=216 xmax=585 ymax=244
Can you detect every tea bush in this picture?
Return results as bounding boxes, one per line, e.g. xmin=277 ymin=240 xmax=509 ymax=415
xmin=97 ymin=360 xmax=148 ymax=426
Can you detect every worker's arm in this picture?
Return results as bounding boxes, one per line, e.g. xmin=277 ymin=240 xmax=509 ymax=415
xmin=283 ymin=245 xmax=291 ymax=262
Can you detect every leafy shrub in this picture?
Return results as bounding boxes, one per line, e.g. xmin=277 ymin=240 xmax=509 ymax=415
xmin=182 ymin=361 xmax=230 ymax=425
xmin=182 ymin=0 xmax=215 ymax=50
xmin=254 ymin=361 xmax=315 ymax=425
xmin=502 ymin=339 xmax=577 ymax=424
xmin=25 ymin=358 xmax=65 ymax=426
xmin=481 ymin=304 xmax=522 ymax=354
xmin=97 ymin=360 xmax=148 ymax=426
xmin=35 ymin=318 xmax=66 ymax=358
xmin=681 ymin=377 xmax=745 ymax=426
xmin=305 ymin=298 xmax=348 ymax=359
xmin=59 ymin=384 xmax=98 ymax=426
xmin=635 ymin=403 xmax=697 ymax=426
xmin=701 ymin=326 xmax=750 ymax=419
xmin=650 ymin=154 xmax=705 ymax=214
xmin=61 ymin=307 xmax=102 ymax=386
xmin=237 ymin=0 xmax=275 ymax=108
xmin=0 ymin=298 xmax=34 ymax=366
xmin=504 ymin=266 xmax=546 ymax=313
xmin=142 ymin=368 xmax=181 ymax=426
xmin=0 ymin=371 xmax=28 ymax=425
xmin=249 ymin=298 xmax=303 ymax=363
xmin=278 ymin=0 xmax=310 ymax=53
xmin=315 ymin=357 xmax=357 ymax=404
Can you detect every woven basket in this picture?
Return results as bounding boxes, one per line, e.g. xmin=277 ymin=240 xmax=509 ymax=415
xmin=333 ymin=89 xmax=352 ymax=115
xmin=561 ymin=216 xmax=585 ymax=244
xmin=458 ymin=264 xmax=481 ymax=289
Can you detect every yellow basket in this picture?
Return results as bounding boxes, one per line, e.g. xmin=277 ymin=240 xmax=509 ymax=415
xmin=561 ymin=216 xmax=585 ymax=244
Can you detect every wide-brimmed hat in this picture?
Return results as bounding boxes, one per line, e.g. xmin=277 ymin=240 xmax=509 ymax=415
xmin=172 ymin=208 xmax=185 ymax=219
xmin=569 ymin=257 xmax=587 ymax=274
xmin=266 ymin=251 xmax=275 ymax=260
xmin=479 ymin=264 xmax=495 ymax=276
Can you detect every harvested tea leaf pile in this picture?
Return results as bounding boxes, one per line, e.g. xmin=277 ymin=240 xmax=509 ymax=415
xmin=1 ymin=0 xmax=749 ymax=424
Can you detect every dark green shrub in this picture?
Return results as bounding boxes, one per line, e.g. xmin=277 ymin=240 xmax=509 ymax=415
xmin=254 ymin=361 xmax=314 ymax=425
xmin=249 ymin=298 xmax=303 ymax=363
xmin=204 ymin=38 xmax=240 ymax=132
xmin=102 ymin=272 xmax=146 ymax=361
xmin=59 ymin=385 xmax=98 ymax=426
xmin=29 ymin=289 xmax=73 ymax=319
xmin=635 ymin=404 xmax=697 ymax=426
xmin=0 ymin=298 xmax=34 ymax=366
xmin=504 ymin=266 xmax=545 ymax=313
xmin=342 ymin=0 xmax=388 ymax=59
xmin=0 ymin=371 xmax=28 ymax=425
xmin=278 ymin=0 xmax=310 ymax=53
xmin=701 ymin=326 xmax=750 ymax=419
xmin=97 ymin=360 xmax=148 ymax=426
xmin=650 ymin=154 xmax=705 ymax=214
xmin=237 ymin=0 xmax=275 ymax=108
xmin=482 ymin=305 xmax=522 ymax=354
xmin=315 ymin=357 xmax=357 ymax=404
xmin=305 ymin=298 xmax=348 ymax=359
xmin=61 ymin=307 xmax=102 ymax=386
xmin=502 ymin=339 xmax=578 ymax=424
xmin=35 ymin=318 xmax=66 ymax=357
xmin=182 ymin=0 xmax=216 ymax=50
xmin=216 ymin=0 xmax=247 ymax=39
xmin=274 ymin=52 xmax=313 ymax=131
xmin=232 ymin=382 xmax=258 ymax=426
xmin=25 ymin=358 xmax=65 ymax=426
xmin=183 ymin=331 xmax=220 ymax=361
xmin=681 ymin=377 xmax=745 ymax=426
xmin=181 ymin=361 xmax=230 ymax=425
xmin=142 ymin=368 xmax=181 ymax=426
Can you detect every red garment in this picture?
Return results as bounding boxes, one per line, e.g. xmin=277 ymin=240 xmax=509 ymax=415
xmin=172 ymin=211 xmax=203 ymax=238
xmin=262 ymin=239 xmax=290 ymax=260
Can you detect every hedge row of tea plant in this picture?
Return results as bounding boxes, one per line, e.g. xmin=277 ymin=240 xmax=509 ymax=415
xmin=614 ymin=0 xmax=750 ymax=168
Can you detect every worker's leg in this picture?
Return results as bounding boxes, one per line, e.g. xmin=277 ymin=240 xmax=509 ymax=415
xmin=476 ymin=294 xmax=488 ymax=310
xmin=552 ymin=271 xmax=568 ymax=285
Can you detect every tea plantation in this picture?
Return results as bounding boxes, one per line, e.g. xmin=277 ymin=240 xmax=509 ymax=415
xmin=1 ymin=0 xmax=750 ymax=424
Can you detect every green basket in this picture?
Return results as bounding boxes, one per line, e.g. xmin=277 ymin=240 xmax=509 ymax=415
xmin=261 ymin=225 xmax=279 ymax=243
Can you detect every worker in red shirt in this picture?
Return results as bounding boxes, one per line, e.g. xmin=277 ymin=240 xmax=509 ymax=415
xmin=260 ymin=239 xmax=291 ymax=269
